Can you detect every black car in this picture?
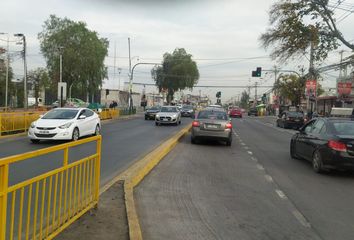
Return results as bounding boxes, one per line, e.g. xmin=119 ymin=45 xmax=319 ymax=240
xmin=144 ymin=106 xmax=160 ymax=120
xmin=290 ymin=117 xmax=354 ymax=173
xmin=277 ymin=111 xmax=304 ymax=129
xmin=248 ymin=108 xmax=258 ymax=116
xmin=180 ymin=105 xmax=195 ymax=117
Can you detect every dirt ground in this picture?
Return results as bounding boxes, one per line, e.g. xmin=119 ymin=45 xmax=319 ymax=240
xmin=55 ymin=181 xmax=129 ymax=240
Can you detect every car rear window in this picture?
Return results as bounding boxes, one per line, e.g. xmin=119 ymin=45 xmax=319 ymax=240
xmin=198 ymin=111 xmax=228 ymax=120
xmin=288 ymin=112 xmax=303 ymax=117
xmin=332 ymin=121 xmax=354 ymax=135
xmin=161 ymin=107 xmax=177 ymax=112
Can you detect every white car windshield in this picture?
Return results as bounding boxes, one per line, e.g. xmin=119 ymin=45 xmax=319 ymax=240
xmin=42 ymin=109 xmax=79 ymax=119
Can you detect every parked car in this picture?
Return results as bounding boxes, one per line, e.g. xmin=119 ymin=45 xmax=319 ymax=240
xmin=228 ymin=108 xmax=242 ymax=118
xmin=65 ymin=98 xmax=89 ymax=108
xmin=180 ymin=105 xmax=195 ymax=117
xmin=290 ymin=117 xmax=354 ymax=173
xmin=145 ymin=106 xmax=160 ymax=120
xmin=277 ymin=111 xmax=304 ymax=129
xmin=191 ymin=108 xmax=232 ymax=146
xmin=248 ymin=108 xmax=258 ymax=116
xmin=28 ymin=108 xmax=101 ymax=143
xmin=155 ymin=106 xmax=181 ymax=126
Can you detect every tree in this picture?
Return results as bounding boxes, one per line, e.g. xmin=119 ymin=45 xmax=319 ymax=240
xmin=0 ymin=58 xmax=14 ymax=107
xmin=274 ymin=74 xmax=324 ymax=106
xmin=27 ymin=68 xmax=50 ymax=105
xmin=240 ymin=91 xmax=250 ymax=109
xmin=38 ymin=15 xmax=108 ymax=102
xmin=151 ymin=48 xmax=199 ymax=103
xmin=260 ymin=0 xmax=354 ymax=63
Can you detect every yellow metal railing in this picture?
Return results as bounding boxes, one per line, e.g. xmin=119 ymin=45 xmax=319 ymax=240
xmin=0 ymin=135 xmax=102 ymax=240
xmin=0 ymin=112 xmax=45 ymax=136
xmin=98 ymin=109 xmax=119 ymax=120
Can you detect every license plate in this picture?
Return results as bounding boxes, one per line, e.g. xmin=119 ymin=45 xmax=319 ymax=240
xmin=207 ymin=124 xmax=218 ymax=129
xmin=295 ymin=119 xmax=300 ymax=122
xmin=163 ymin=119 xmax=168 ymax=121
xmin=39 ymin=130 xmax=50 ymax=134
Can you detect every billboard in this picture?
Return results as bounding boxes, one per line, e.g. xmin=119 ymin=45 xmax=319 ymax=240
xmin=306 ymin=80 xmax=317 ymax=98
xmin=337 ymin=82 xmax=352 ymax=96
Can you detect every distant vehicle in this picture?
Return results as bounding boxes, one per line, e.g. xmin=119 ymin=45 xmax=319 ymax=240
xmin=277 ymin=111 xmax=304 ymax=129
xmin=229 ymin=108 xmax=242 ymax=118
xmin=208 ymin=104 xmax=222 ymax=108
xmin=290 ymin=117 xmax=354 ymax=173
xmin=180 ymin=105 xmax=195 ymax=117
xmin=28 ymin=108 xmax=101 ymax=143
xmin=145 ymin=106 xmax=160 ymax=120
xmin=65 ymin=98 xmax=89 ymax=108
xmin=155 ymin=106 xmax=181 ymax=126
xmin=52 ymin=100 xmax=59 ymax=108
xmin=191 ymin=108 xmax=232 ymax=146
xmin=248 ymin=108 xmax=258 ymax=116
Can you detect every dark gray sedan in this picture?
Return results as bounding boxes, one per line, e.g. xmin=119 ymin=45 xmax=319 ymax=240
xmin=191 ymin=108 xmax=232 ymax=146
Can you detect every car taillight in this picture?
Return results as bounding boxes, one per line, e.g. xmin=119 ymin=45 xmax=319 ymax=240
xmin=225 ymin=123 xmax=232 ymax=129
xmin=286 ymin=117 xmax=290 ymax=120
xmin=192 ymin=121 xmax=200 ymax=127
xmin=328 ymin=140 xmax=347 ymax=152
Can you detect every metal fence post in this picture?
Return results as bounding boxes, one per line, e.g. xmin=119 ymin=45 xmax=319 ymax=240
xmin=0 ymin=113 xmax=2 ymax=136
xmin=94 ymin=136 xmax=102 ymax=207
xmin=0 ymin=164 xmax=9 ymax=240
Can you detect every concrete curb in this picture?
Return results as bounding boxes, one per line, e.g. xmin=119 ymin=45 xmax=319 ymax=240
xmin=100 ymin=124 xmax=191 ymax=240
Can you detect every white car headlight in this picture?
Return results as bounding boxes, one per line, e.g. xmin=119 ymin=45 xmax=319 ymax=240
xmin=59 ymin=122 xmax=73 ymax=129
xmin=172 ymin=114 xmax=177 ymax=118
xmin=30 ymin=122 xmax=36 ymax=128
xmin=156 ymin=114 xmax=160 ymax=118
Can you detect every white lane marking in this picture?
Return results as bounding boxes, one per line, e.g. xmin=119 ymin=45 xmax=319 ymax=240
xmin=256 ymin=164 xmax=264 ymax=170
xmin=241 ymin=143 xmax=246 ymax=146
xmin=264 ymin=175 xmax=273 ymax=182
xmin=251 ymin=157 xmax=257 ymax=162
xmin=247 ymin=151 xmax=253 ymax=155
xmin=244 ymin=146 xmax=249 ymax=150
xmin=292 ymin=210 xmax=311 ymax=228
xmin=275 ymin=189 xmax=287 ymax=200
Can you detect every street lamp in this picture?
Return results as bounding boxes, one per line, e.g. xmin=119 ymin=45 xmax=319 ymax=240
xmin=129 ymin=62 xmax=161 ymax=111
xmin=58 ymin=46 xmax=64 ymax=107
xmin=14 ymin=33 xmax=27 ymax=109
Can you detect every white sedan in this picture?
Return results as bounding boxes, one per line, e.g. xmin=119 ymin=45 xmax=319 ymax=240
xmin=28 ymin=108 xmax=101 ymax=143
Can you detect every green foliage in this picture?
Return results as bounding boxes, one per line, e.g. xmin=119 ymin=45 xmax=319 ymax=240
xmin=260 ymin=0 xmax=354 ymax=63
xmin=151 ymin=48 xmax=199 ymax=103
xmin=38 ymin=15 xmax=108 ymax=102
xmin=240 ymin=91 xmax=250 ymax=109
xmin=27 ymin=68 xmax=49 ymax=105
xmin=274 ymin=74 xmax=324 ymax=106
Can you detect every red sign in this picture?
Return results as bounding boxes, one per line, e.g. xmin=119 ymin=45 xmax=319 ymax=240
xmin=306 ymin=80 xmax=317 ymax=98
xmin=338 ymin=82 xmax=352 ymax=95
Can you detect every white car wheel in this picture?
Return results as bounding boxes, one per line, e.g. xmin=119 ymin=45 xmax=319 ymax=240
xmin=72 ymin=128 xmax=80 ymax=141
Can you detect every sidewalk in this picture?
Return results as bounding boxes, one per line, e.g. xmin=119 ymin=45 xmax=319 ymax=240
xmin=55 ymin=181 xmax=129 ymax=240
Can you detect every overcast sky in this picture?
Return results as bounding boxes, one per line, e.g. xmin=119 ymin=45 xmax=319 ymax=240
xmin=1 ymin=0 xmax=353 ymax=102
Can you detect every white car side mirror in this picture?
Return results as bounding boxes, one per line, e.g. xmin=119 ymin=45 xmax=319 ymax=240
xmin=79 ymin=115 xmax=86 ymax=120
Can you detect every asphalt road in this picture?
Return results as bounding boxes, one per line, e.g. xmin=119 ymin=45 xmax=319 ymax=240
xmin=135 ymin=116 xmax=354 ymax=240
xmin=0 ymin=114 xmax=192 ymax=187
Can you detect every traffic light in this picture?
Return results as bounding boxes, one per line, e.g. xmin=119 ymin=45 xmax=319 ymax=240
xmin=251 ymin=67 xmax=262 ymax=77
xmin=216 ymin=91 xmax=221 ymax=98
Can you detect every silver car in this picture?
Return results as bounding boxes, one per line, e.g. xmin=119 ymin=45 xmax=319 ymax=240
xmin=155 ymin=106 xmax=181 ymax=126
xmin=191 ymin=108 xmax=232 ymax=146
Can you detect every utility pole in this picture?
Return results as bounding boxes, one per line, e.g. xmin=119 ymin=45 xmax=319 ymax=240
xmin=5 ymin=34 xmax=9 ymax=109
xmin=128 ymin=37 xmax=132 ymax=110
xmin=254 ymin=82 xmax=258 ymax=106
xmin=14 ymin=34 xmax=27 ymax=109
xmin=113 ymin=41 xmax=116 ymax=88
